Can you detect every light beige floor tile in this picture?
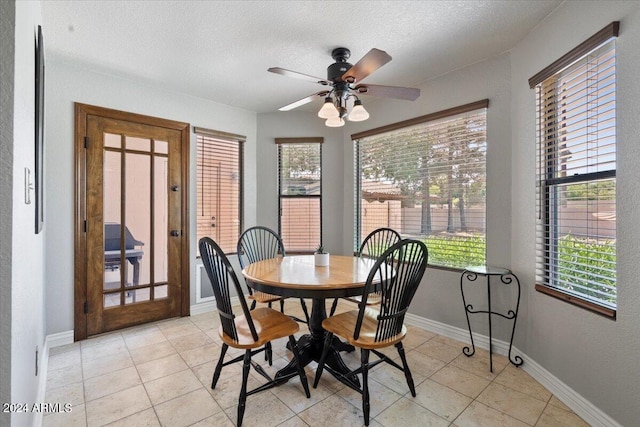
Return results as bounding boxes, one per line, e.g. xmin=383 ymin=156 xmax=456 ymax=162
xmin=450 ymin=351 xmax=507 ymax=381
xmin=120 ymin=322 xmax=162 ymax=338
xmin=369 ymin=361 xmax=428 ymax=396
xmin=193 ymin=360 xmax=263 ymax=410
xmin=154 ymin=388 xmax=222 ymax=427
xmin=169 ymin=330 xmax=214 ymax=353
xmin=81 ymin=338 xmax=128 ymax=364
xmin=548 ymin=395 xmax=572 ymax=412
xmin=224 ymin=390 xmax=296 ymax=427
xmin=189 ymin=413 xmax=235 ymax=427
xmin=123 ymin=327 xmax=168 ymax=350
xmin=430 ymin=365 xmax=491 ymax=398
xmin=298 ymin=394 xmax=367 ymax=427
xmin=155 ymin=316 xmax=194 ymax=331
xmin=82 ymin=350 xmax=134 ymax=380
xmin=309 ymin=363 xmax=347 ymax=394
xmin=47 ymin=364 xmax=83 ymax=390
xmin=454 ymin=401 xmax=530 ymax=427
xmin=85 ymin=385 xmax=151 ymax=427
xmin=375 ymin=397 xmax=450 ymax=427
xmin=103 ymin=408 xmax=159 ymax=427
xmin=179 ymin=342 xmax=221 ymax=367
xmin=144 ymin=368 xmax=202 ymax=405
xmin=277 ymin=377 xmax=329 ymax=413
xmin=81 ymin=332 xmax=123 ymax=350
xmin=403 ymin=349 xmax=448 ymax=377
xmin=430 ymin=334 xmax=466 ymax=348
xmin=84 ymin=366 xmax=141 ymax=402
xmin=45 ymin=317 xmax=569 ymax=427
xmin=476 ymin=382 xmax=547 ymax=425
xmin=494 ymin=365 xmax=552 ymax=402
xmin=48 ymin=348 xmax=82 ymax=371
xmin=128 ymin=340 xmax=177 ymax=365
xmin=413 ymin=379 xmax=473 ymax=421
xmin=49 ymin=342 xmax=81 ymax=356
xmin=160 ymin=322 xmax=202 ymax=340
xmin=403 ymin=326 xmax=437 ymax=348
xmin=45 ymin=380 xmax=85 ymax=406
xmin=136 ymin=353 xmax=188 ymax=383
xmin=337 ymin=377 xmax=402 ymax=417
xmin=43 ymin=403 xmax=86 ymax=427
xmin=414 ymin=339 xmax=462 ymax=363
xmin=535 ymin=404 xmax=590 ymax=427
xmin=275 ymin=415 xmax=310 ymax=427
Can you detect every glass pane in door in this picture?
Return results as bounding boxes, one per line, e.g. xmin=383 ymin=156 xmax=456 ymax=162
xmin=124 ymin=150 xmax=151 ymax=305
xmin=154 ymin=155 xmax=169 ymax=298
xmin=103 ymin=149 xmax=122 ymax=306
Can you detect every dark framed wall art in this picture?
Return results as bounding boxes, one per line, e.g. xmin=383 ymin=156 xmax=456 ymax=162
xmin=35 ymin=25 xmax=44 ymax=234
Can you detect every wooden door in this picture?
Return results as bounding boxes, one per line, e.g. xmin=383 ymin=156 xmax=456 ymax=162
xmin=74 ymin=104 xmax=190 ymax=340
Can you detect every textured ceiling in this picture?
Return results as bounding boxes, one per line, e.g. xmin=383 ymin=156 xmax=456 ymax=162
xmin=41 ymin=0 xmax=561 ymax=113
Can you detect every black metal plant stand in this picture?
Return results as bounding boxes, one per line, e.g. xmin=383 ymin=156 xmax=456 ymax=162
xmin=460 ymin=266 xmax=523 ymax=372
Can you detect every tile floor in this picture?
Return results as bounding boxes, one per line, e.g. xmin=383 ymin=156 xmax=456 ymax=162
xmin=43 ymin=300 xmax=590 ymax=427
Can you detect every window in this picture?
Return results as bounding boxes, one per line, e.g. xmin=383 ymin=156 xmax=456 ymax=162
xmin=277 ymin=138 xmax=322 ymax=253
xmin=353 ymin=101 xmax=488 ymax=269
xmin=195 ymin=127 xmax=244 ymax=254
xmin=530 ymin=22 xmax=618 ymax=317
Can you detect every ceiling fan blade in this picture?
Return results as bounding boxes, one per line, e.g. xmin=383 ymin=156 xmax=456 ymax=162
xmin=341 ymin=48 xmax=392 ymax=83
xmin=354 ymin=84 xmax=420 ymax=101
xmin=278 ymin=91 xmax=330 ymax=111
xmin=268 ymin=67 xmax=331 ymax=86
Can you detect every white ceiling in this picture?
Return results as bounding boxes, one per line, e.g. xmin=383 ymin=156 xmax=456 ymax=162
xmin=41 ymin=0 xmax=562 ymax=113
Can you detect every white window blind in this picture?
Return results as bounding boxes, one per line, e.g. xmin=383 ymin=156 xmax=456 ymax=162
xmin=195 ymin=128 xmax=244 ymax=254
xmin=277 ymin=139 xmax=322 ymax=253
xmin=353 ymin=102 xmax=487 ymax=269
xmin=532 ymin=23 xmax=617 ymax=314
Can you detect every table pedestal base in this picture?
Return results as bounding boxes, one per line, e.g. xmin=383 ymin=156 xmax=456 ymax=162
xmin=275 ymin=299 xmax=360 ymax=389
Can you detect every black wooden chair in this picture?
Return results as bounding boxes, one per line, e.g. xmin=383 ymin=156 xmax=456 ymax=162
xmin=199 ymin=237 xmax=310 ymax=427
xmin=313 ymin=239 xmax=428 ymax=426
xmin=329 ymin=227 xmax=401 ymax=316
xmin=237 ymin=226 xmax=310 ymax=324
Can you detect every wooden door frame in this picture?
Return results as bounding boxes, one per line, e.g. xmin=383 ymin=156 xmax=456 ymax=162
xmin=74 ymin=103 xmax=190 ymax=341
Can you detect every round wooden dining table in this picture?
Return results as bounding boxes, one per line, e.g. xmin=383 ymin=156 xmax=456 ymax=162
xmin=242 ymin=254 xmax=378 ymax=388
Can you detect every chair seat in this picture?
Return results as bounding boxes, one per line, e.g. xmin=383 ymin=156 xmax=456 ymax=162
xmin=322 ymin=308 xmax=406 ymax=350
xmin=344 ymin=293 xmax=381 ymax=306
xmin=219 ymin=307 xmax=299 ymax=349
xmin=248 ymin=291 xmax=284 ymax=304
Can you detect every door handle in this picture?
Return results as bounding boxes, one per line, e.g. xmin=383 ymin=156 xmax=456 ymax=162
xmin=170 ymin=230 xmax=181 ymax=237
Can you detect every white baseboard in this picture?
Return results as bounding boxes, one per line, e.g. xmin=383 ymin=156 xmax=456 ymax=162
xmin=404 ymin=313 xmax=621 ymax=427
xmin=33 ymin=331 xmax=74 ymax=427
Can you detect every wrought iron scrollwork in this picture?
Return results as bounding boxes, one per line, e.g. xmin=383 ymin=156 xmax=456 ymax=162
xmin=460 ymin=267 xmax=523 ymax=372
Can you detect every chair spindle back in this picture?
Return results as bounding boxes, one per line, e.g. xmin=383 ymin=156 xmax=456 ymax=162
xmin=355 ymin=239 xmax=428 ymax=342
xmin=359 ymin=228 xmax=401 ymax=259
xmin=199 ymin=237 xmax=258 ymax=343
xmin=237 ymin=226 xmax=286 ymax=269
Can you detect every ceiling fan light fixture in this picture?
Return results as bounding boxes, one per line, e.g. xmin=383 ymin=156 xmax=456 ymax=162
xmin=325 ymin=116 xmax=345 ymax=127
xmin=318 ymin=97 xmax=339 ymax=119
xmin=348 ymin=99 xmax=369 ymax=122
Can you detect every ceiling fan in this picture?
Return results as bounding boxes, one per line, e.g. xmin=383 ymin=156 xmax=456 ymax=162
xmin=268 ymin=47 xmax=420 ymax=127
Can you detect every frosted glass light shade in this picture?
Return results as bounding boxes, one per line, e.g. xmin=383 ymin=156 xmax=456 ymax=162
xmin=325 ymin=116 xmax=345 ymax=127
xmin=348 ymin=100 xmax=369 ymax=122
xmin=318 ymin=98 xmax=339 ymax=119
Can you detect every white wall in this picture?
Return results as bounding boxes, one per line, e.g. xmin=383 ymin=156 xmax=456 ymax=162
xmin=510 ymin=2 xmax=640 ymax=425
xmin=0 ymin=1 xmax=15 ymax=426
xmin=44 ymin=60 xmax=257 ymax=334
xmin=10 ymin=1 xmax=45 ymax=426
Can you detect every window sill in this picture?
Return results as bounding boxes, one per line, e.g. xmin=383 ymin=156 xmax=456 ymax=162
xmin=535 ymin=284 xmax=616 ymax=320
